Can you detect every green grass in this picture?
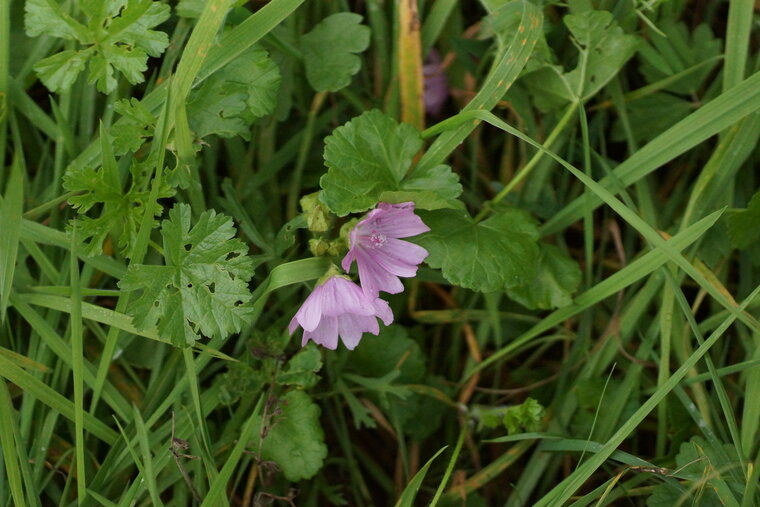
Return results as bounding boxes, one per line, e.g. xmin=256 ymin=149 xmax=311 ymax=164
xmin=1 ymin=0 xmax=759 ymax=505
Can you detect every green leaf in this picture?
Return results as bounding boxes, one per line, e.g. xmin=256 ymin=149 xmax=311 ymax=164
xmin=563 ymin=10 xmax=639 ymax=100
xmin=24 ymin=0 xmax=89 ymax=40
xmin=112 ymin=98 xmax=156 ymax=154
xmin=506 ymin=243 xmax=581 ymax=310
xmin=33 ymin=50 xmax=90 ymax=93
xmin=218 ymin=362 xmax=265 ymax=406
xmin=348 ymin=326 xmax=426 ymax=383
xmin=638 ymin=21 xmax=722 ymax=95
xmin=186 ymin=45 xmax=281 ymax=139
xmin=26 ymin=0 xmax=170 ymax=94
xmin=414 ymin=208 xmax=539 ymax=292
xmin=522 ymin=9 xmax=638 ymax=107
xmin=118 ymin=204 xmax=255 ymax=347
xmin=63 ymin=159 xmax=173 ymax=257
xmin=502 ymin=397 xmax=545 ymax=434
xmin=380 ymin=164 xmax=463 ymax=210
xmin=103 ymin=44 xmax=148 ymax=85
xmin=611 ymin=93 xmax=694 ymax=145
xmin=177 ymin=0 xmax=204 ymax=18
xmin=107 ymin=0 xmax=171 ymax=57
xmin=320 ymin=110 xmax=461 ymax=215
xmin=394 ymin=446 xmax=448 ymax=507
xmin=727 ymin=190 xmax=760 ymax=250
xmin=276 ymin=344 xmax=323 ymax=389
xmin=253 ymin=391 xmax=327 ymax=482
xmin=301 ymin=13 xmax=370 ymax=92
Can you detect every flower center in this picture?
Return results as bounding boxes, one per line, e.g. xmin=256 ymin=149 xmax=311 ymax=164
xmin=367 ymin=229 xmax=386 ymax=248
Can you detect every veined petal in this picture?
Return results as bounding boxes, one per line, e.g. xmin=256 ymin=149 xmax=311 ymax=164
xmin=288 ymin=315 xmax=300 ymax=335
xmin=368 ymin=239 xmax=428 ymax=277
xmin=303 ymin=315 xmax=339 ymax=349
xmin=356 ymin=249 xmax=405 ymax=296
xmin=341 ymin=247 xmax=356 ymax=272
xmin=322 ymin=276 xmax=376 ymax=317
xmin=372 ymin=298 xmax=394 ymax=326
xmin=338 ymin=313 xmax=378 ymax=350
xmin=367 ymin=202 xmax=430 ymax=238
xmin=293 ymin=284 xmax=325 ymax=332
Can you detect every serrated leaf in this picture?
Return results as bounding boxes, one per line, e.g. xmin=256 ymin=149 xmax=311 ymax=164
xmin=276 ymin=344 xmax=323 ymax=389
xmin=380 ymin=164 xmax=464 ymax=210
xmin=502 ymin=397 xmax=545 ymax=434
xmin=187 ymin=46 xmax=281 ymax=139
xmin=320 ymin=110 xmax=461 ymax=215
xmin=112 ymin=98 xmax=156 ymax=154
xmin=108 ymin=0 xmax=170 ymax=57
xmin=727 ymin=190 xmax=760 ymax=250
xmin=34 ymin=50 xmax=90 ymax=93
xmin=103 ymin=44 xmax=148 ymax=84
xmin=26 ymin=0 xmax=169 ymax=94
xmin=522 ymin=9 xmax=638 ymax=109
xmin=564 ymin=10 xmax=639 ymax=100
xmin=506 ymin=243 xmax=581 ymax=310
xmin=301 ymin=13 xmax=370 ymax=92
xmin=118 ymin=204 xmax=254 ymax=347
xmin=253 ymin=391 xmax=327 ymax=482
xmin=63 ymin=159 xmax=173 ymax=257
xmin=24 ymin=0 xmax=89 ymax=40
xmin=638 ymin=21 xmax=722 ymax=95
xmin=87 ymin=52 xmax=116 ymax=93
xmin=414 ymin=208 xmax=539 ymax=292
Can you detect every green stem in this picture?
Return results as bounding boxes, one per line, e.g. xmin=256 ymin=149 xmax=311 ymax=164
xmin=286 ymin=91 xmax=327 ymax=219
xmin=473 ymin=103 xmax=575 ymax=222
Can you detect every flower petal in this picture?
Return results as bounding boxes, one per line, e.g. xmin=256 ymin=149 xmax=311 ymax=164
xmin=303 ymin=315 xmax=339 ymax=349
xmin=322 ymin=276 xmax=376 ymax=317
xmin=341 ymin=247 xmax=356 ymax=272
xmin=369 ymin=202 xmax=430 ymax=238
xmin=288 ymin=315 xmax=300 ymax=335
xmin=338 ymin=313 xmax=378 ymax=350
xmin=293 ymin=285 xmax=324 ymax=332
xmin=372 ymin=298 xmax=394 ymax=326
xmin=356 ymin=249 xmax=405 ymax=296
xmin=368 ymin=239 xmax=428 ymax=277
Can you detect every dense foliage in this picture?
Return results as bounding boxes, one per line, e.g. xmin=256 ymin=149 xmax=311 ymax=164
xmin=1 ymin=0 xmax=760 ymax=505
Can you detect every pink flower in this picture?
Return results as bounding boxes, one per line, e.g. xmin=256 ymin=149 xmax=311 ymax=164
xmin=342 ymin=202 xmax=430 ymax=297
xmin=424 ymin=49 xmax=448 ymax=117
xmin=288 ymin=275 xmax=393 ymax=350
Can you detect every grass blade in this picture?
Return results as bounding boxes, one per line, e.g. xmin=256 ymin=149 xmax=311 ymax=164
xmin=0 ymin=153 xmax=23 ymax=322
xmin=70 ymin=222 xmax=87 ymax=503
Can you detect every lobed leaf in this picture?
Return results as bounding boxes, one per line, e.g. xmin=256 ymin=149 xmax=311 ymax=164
xmin=414 ymin=208 xmax=539 ymax=292
xmin=118 ymin=204 xmax=255 ymax=347
xmin=320 ymin=110 xmax=461 ymax=215
xmin=300 ymin=13 xmax=370 ymax=92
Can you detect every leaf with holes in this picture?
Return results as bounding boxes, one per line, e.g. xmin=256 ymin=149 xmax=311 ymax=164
xmin=118 ymin=204 xmax=254 ymax=347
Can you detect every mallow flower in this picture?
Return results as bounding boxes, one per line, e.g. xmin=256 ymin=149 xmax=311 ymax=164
xmin=423 ymin=49 xmax=448 ymax=117
xmin=289 ymin=274 xmax=393 ymax=350
xmin=342 ymin=202 xmax=430 ymax=297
